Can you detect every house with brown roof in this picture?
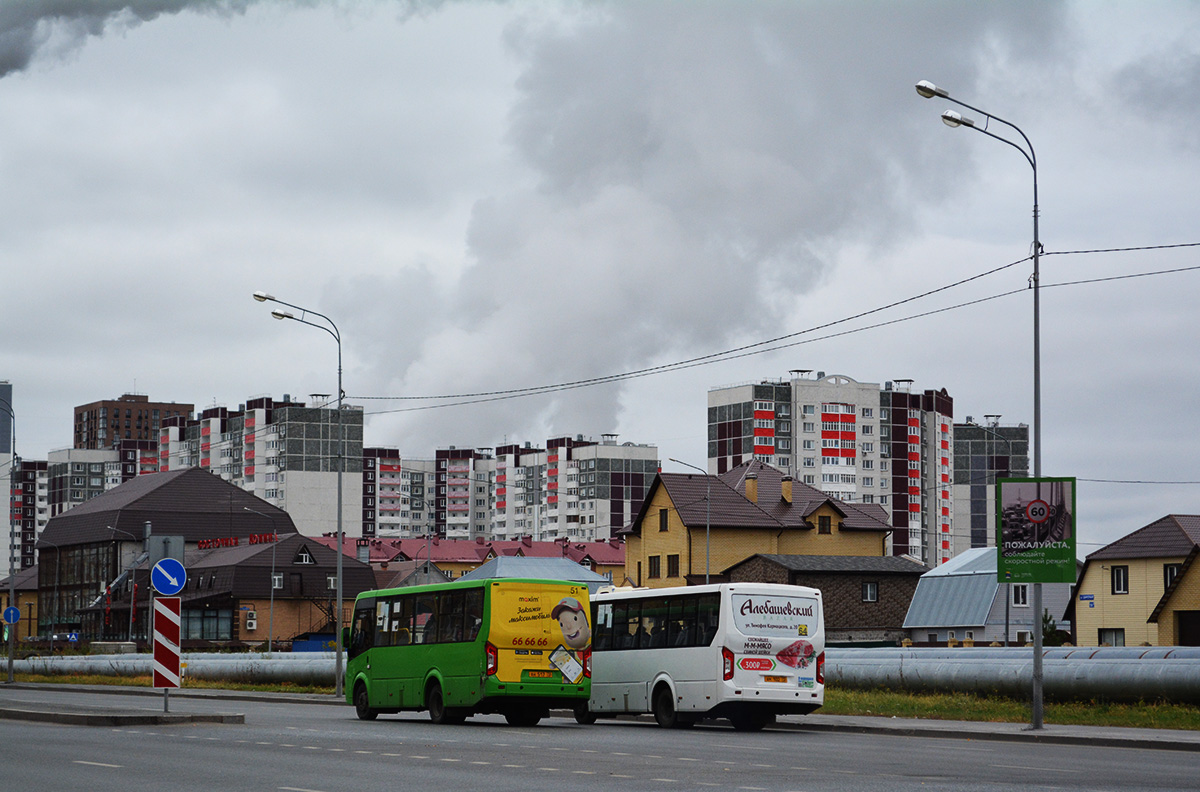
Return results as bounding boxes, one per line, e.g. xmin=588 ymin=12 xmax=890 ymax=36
xmin=1069 ymin=515 xmax=1200 ymax=646
xmin=622 ymin=460 xmax=893 ymax=588
xmin=725 ymin=554 xmax=928 ymax=644
xmin=35 ymin=467 xmax=376 ymax=647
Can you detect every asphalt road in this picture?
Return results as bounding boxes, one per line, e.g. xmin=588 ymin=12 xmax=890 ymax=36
xmin=2 ymin=687 xmax=1198 ymax=791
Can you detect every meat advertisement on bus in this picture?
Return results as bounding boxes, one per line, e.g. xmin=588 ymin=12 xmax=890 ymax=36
xmin=730 ymin=592 xmax=820 ymax=676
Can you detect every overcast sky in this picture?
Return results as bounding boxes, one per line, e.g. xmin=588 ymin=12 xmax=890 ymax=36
xmin=2 ymin=1 xmax=1198 ymax=558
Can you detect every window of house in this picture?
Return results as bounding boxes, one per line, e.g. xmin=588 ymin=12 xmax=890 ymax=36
xmin=1164 ymin=563 xmax=1183 ymax=590
xmin=862 ymin=581 xmax=878 ymax=602
xmin=1099 ymin=628 xmax=1126 ymax=647
xmin=1011 ymin=583 xmax=1029 ymax=607
xmin=648 ymin=555 xmax=661 ymax=578
xmin=327 ymin=575 xmax=337 ymax=590
xmin=272 ymin=573 xmax=283 ymax=590
xmin=667 ymin=554 xmax=680 ymax=578
xmin=1111 ymin=565 xmax=1129 ymax=595
xmin=818 ymin=516 xmax=832 ymax=534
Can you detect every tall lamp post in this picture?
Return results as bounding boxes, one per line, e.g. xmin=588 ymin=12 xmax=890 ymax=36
xmin=253 ymin=291 xmax=345 ymax=697
xmin=243 ymin=507 xmax=279 ymax=653
xmin=917 ymin=79 xmax=1045 ymax=729
xmin=2 ymin=396 xmax=15 ymax=683
xmin=669 ymin=459 xmax=711 ymax=584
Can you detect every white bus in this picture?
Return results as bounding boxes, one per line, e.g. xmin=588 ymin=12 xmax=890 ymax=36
xmin=581 ymin=583 xmax=824 ymax=730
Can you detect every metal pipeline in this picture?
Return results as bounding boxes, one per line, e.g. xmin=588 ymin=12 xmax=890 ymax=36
xmin=826 ymin=647 xmax=1200 ymax=703
xmin=16 ymin=652 xmax=338 ymax=686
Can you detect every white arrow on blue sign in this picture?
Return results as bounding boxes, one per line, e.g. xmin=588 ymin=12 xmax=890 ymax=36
xmin=151 ymin=558 xmax=187 ymax=596
xmin=2 ymin=606 xmax=19 ymax=625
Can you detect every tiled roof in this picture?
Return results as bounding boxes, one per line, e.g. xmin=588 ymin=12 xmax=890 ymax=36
xmin=627 ymin=460 xmax=892 ymax=535
xmin=38 ymin=467 xmax=297 ymax=547
xmin=734 ymin=554 xmax=929 ymax=575
xmin=1086 ymin=515 xmax=1200 ymax=561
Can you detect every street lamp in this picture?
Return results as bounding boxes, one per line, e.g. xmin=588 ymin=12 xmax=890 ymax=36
xmin=918 ymin=79 xmax=1045 ymax=729
xmin=253 ymin=291 xmax=346 ymax=697
xmin=243 ymin=507 xmax=279 ymax=653
xmin=669 ymin=459 xmax=711 ymax=584
xmin=109 ymin=525 xmax=143 ymax=645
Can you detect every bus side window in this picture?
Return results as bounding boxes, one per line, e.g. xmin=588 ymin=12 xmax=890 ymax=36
xmin=622 ymin=601 xmax=642 ymax=650
xmin=642 ymin=597 xmax=668 ymax=649
xmin=415 ymin=594 xmax=436 ymax=644
xmin=696 ymin=593 xmax=720 ymax=646
xmin=668 ymin=595 xmax=697 ymax=647
xmin=394 ymin=596 xmax=413 ymax=646
xmin=464 ymin=588 xmax=484 ymax=642
xmin=593 ymin=603 xmax=613 ymax=650
xmin=375 ymin=598 xmax=393 ymax=648
xmin=439 ymin=591 xmax=465 ymax=643
xmin=349 ymin=606 xmax=374 ymax=659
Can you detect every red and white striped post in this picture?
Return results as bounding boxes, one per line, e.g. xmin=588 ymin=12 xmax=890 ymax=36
xmin=153 ymin=596 xmax=181 ymax=711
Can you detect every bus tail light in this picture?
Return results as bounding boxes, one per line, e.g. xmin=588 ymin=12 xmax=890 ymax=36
xmin=485 ymin=642 xmax=498 ymax=676
xmin=816 ymin=651 xmax=825 ymax=685
xmin=580 ymin=647 xmax=591 ymax=679
xmin=722 ymin=647 xmax=735 ymax=681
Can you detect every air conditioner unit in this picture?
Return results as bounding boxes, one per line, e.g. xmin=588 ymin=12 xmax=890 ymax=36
xmin=246 ymin=619 xmax=258 ymax=631
xmin=246 ymin=611 xmax=257 ymax=621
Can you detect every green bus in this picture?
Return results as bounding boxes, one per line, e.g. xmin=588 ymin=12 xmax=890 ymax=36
xmin=345 ymin=578 xmax=592 ymax=726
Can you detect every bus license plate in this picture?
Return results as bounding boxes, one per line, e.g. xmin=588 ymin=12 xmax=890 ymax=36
xmin=528 ymin=670 xmax=555 ymax=678
xmin=764 ymin=675 xmax=787 ymax=683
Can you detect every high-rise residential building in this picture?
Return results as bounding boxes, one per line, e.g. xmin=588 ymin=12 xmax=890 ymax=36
xmin=73 ymin=393 xmax=193 ymax=450
xmin=158 ymin=394 xmax=364 ymax=538
xmin=707 ymin=372 xmax=954 ymax=565
xmin=365 ymin=435 xmax=659 ymax=543
xmin=8 ymin=458 xmax=47 ymax=573
xmin=952 ymin=417 xmax=1030 ymax=554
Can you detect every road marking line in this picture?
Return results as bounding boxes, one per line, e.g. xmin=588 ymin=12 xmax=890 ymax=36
xmin=572 ymin=771 xmax=596 ymax=775
xmin=992 ymin=764 xmax=1081 ymax=773
xmin=279 ymin=787 xmax=328 ymax=792
xmin=74 ymin=761 xmax=122 ymax=769
xmin=651 ymin=779 xmax=679 ymax=783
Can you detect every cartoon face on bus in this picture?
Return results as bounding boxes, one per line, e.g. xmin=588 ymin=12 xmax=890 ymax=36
xmin=552 ymin=597 xmax=592 ymax=649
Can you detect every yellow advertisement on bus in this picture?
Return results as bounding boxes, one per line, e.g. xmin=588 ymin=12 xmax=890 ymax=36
xmin=488 ymin=581 xmax=592 ymax=684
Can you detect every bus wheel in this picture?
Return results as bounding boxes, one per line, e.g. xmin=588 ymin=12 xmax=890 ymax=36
xmin=504 ymin=709 xmax=543 ymax=727
xmin=353 ymin=683 xmax=378 ymax=721
xmin=426 ymin=682 xmax=464 ymax=725
xmin=730 ymin=710 xmax=773 ymax=732
xmin=573 ymin=702 xmax=598 ymax=725
xmin=653 ymin=686 xmax=681 ymax=729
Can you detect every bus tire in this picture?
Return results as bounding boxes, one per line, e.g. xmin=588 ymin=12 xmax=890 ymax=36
xmin=426 ymin=682 xmax=465 ymax=725
xmin=730 ymin=709 xmax=773 ymax=732
xmin=573 ymin=702 xmax=598 ymax=725
xmin=353 ymin=682 xmax=378 ymax=721
xmin=653 ymin=685 xmax=682 ymax=729
xmin=504 ymin=709 xmax=543 ymax=727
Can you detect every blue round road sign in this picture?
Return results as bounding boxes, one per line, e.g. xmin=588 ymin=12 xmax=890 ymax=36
xmin=151 ymin=558 xmax=187 ymax=596
xmin=2 ymin=606 xmax=19 ymax=625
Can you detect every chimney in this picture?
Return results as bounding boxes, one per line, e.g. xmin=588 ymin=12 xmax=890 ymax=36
xmin=745 ymin=471 xmax=758 ymax=503
xmin=781 ymin=475 xmax=793 ymax=504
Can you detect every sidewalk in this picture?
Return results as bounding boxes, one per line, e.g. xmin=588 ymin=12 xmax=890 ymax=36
xmin=2 ymin=683 xmax=1198 ymax=752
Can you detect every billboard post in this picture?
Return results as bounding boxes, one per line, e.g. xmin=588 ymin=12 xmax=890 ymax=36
xmin=997 ymin=476 xmax=1077 ymax=731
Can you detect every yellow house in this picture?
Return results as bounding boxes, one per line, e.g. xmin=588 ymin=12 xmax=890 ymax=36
xmin=623 ymin=461 xmax=892 ymax=588
xmin=1071 ymin=515 xmax=1200 ymax=646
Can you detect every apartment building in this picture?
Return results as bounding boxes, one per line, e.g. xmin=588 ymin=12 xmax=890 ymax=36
xmin=952 ymin=417 xmax=1030 ymax=555
xmin=73 ymin=393 xmax=193 ymax=450
xmin=707 ymin=372 xmax=954 ymax=565
xmin=158 ymin=394 xmax=364 ymax=538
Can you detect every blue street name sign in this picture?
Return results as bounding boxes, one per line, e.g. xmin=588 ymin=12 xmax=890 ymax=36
xmin=151 ymin=558 xmax=187 ymax=596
